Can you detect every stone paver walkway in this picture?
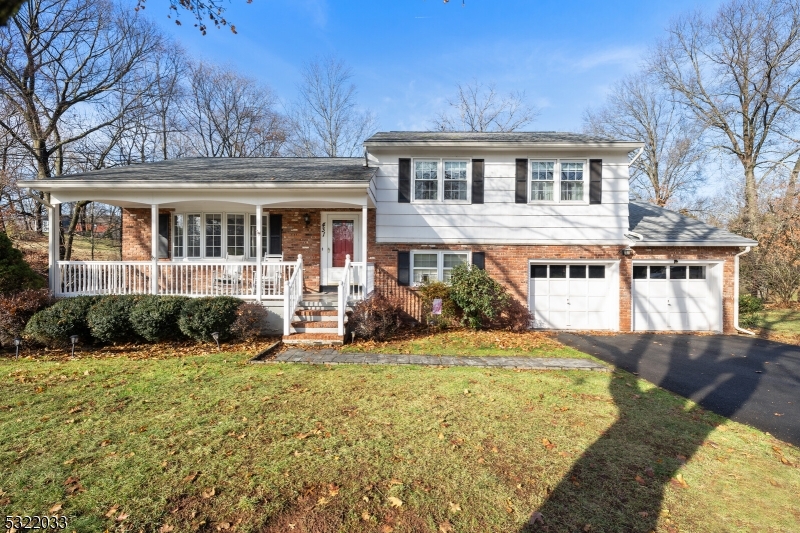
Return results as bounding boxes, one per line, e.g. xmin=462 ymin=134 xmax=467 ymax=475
xmin=268 ymin=348 xmax=609 ymax=371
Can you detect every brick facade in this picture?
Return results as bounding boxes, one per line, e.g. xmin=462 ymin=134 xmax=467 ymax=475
xmin=121 ymin=207 xmax=741 ymax=333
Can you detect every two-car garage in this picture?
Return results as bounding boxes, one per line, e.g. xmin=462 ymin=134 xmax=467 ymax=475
xmin=528 ymin=259 xmax=723 ymax=332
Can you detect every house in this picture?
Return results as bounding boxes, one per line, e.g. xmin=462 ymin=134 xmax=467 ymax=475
xmin=21 ymin=131 xmax=757 ymax=343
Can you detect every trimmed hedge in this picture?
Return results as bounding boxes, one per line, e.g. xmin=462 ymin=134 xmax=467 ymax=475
xmin=24 ymin=296 xmax=97 ymax=347
xmin=0 ymin=289 xmax=53 ymax=347
xmin=178 ymin=297 xmax=242 ymax=342
xmin=24 ymin=295 xmax=244 ymax=347
xmin=130 ymin=295 xmax=188 ymax=342
xmin=87 ymin=295 xmax=142 ymax=343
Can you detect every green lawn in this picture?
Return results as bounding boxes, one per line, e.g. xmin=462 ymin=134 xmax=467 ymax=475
xmin=752 ymin=308 xmax=800 ymax=336
xmin=2 ymin=351 xmax=798 ymax=532
xmin=341 ymin=329 xmax=596 ymax=360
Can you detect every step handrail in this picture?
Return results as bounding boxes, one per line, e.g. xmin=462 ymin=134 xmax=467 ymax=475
xmin=283 ymin=255 xmax=303 ymax=336
xmin=337 ymin=254 xmax=352 ymax=336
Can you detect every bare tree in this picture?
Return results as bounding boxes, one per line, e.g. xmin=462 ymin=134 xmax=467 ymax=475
xmin=431 ymin=80 xmax=538 ymax=132
xmin=182 ymin=62 xmax=286 ymax=158
xmin=286 ymin=56 xmax=377 ymax=157
xmin=0 ymin=0 xmax=162 ymax=257
xmin=650 ymin=0 xmax=800 ymax=236
xmin=584 ymin=74 xmax=706 ymax=207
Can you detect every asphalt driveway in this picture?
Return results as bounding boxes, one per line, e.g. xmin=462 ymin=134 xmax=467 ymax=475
xmin=557 ymin=333 xmax=800 ymax=446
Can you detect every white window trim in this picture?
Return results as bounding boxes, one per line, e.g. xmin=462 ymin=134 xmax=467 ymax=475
xmin=528 ymin=158 xmax=590 ymax=205
xmin=173 ymin=211 xmax=267 ymax=260
xmin=411 ymin=158 xmax=472 ymax=204
xmin=410 ymin=250 xmax=472 ymax=286
xmin=247 ymin=211 xmax=270 ymax=260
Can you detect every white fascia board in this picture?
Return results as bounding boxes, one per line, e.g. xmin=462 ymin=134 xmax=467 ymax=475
xmin=637 ymin=240 xmax=759 ymax=247
xmin=364 ymin=141 xmax=644 ymax=150
xmin=375 ymin=238 xmax=630 ymax=245
xmin=18 ymin=180 xmax=371 ymax=191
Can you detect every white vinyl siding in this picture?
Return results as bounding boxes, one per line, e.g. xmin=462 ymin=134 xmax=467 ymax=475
xmin=372 ymin=152 xmax=629 ymax=245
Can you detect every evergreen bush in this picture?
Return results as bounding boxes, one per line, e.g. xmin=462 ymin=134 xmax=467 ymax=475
xmin=24 ymin=296 xmax=97 ymax=347
xmin=0 ymin=231 xmax=45 ymax=294
xmin=448 ymin=264 xmax=511 ymax=329
xmin=178 ymin=296 xmax=242 ymax=342
xmin=129 ymin=295 xmax=188 ymax=342
xmin=87 ymin=295 xmax=141 ymax=343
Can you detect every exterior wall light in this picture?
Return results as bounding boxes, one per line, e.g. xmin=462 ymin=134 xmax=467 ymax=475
xmin=303 ymin=213 xmax=311 ymax=227
xmin=622 ymin=247 xmax=634 ymax=257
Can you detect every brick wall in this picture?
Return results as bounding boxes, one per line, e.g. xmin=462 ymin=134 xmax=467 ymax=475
xmin=121 ymin=206 xmax=740 ymax=333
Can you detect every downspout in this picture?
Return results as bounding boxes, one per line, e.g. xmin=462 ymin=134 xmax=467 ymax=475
xmin=734 ymin=246 xmax=755 ymax=335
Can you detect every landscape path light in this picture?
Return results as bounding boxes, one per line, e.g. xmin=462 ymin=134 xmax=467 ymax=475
xmin=14 ymin=337 xmax=21 ymax=359
xmin=211 ymin=331 xmax=220 ymax=351
xmin=70 ymin=335 xmax=79 ymax=358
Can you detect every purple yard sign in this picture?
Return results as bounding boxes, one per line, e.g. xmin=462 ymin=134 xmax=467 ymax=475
xmin=432 ymin=298 xmax=442 ymax=315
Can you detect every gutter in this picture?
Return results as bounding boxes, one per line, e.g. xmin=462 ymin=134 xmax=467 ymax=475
xmin=19 ymin=180 xmax=373 ymax=191
xmin=733 ymin=246 xmax=755 ymax=335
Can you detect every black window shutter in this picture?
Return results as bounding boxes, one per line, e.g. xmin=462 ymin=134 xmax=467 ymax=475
xmin=471 ymin=159 xmax=484 ymax=204
xmin=515 ymin=159 xmax=528 ymax=204
xmin=397 ymin=251 xmax=410 ymax=286
xmin=472 ymin=251 xmax=485 ymax=270
xmin=589 ymin=159 xmax=603 ymax=204
xmin=158 ymin=213 xmax=170 ymax=259
xmin=398 ymin=158 xmax=411 ymax=203
xmin=268 ymin=214 xmax=282 ymax=254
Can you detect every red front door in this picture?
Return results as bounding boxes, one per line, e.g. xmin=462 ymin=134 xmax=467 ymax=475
xmin=331 ymin=220 xmax=354 ymax=268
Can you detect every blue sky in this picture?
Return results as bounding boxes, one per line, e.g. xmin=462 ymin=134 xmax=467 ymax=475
xmin=148 ymin=0 xmax=725 ymax=133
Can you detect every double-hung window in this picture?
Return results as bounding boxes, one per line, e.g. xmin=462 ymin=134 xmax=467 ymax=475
xmin=529 ymin=159 xmax=587 ymax=203
xmin=411 ymin=251 xmax=470 ymax=285
xmin=413 ymin=159 xmax=470 ymax=202
xmin=414 ymin=161 xmax=439 ymax=200
xmin=226 ymin=214 xmax=245 ymax=256
xmin=530 ymin=161 xmax=555 ymax=201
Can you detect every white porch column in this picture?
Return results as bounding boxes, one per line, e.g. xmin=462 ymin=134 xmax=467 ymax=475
xmin=255 ymin=205 xmax=263 ymax=302
xmin=362 ymin=205 xmax=368 ymax=264
xmin=151 ymin=204 xmax=158 ymax=295
xmin=48 ymin=203 xmax=59 ymax=295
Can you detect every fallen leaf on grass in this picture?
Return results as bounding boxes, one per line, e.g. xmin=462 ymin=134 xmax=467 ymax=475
xmin=380 ymin=525 xmax=394 ymax=533
xmin=105 ymin=505 xmax=119 ymax=518
xmin=116 ymin=512 xmax=129 ymax=521
xmin=68 ymin=406 xmax=82 ymax=414
xmin=49 ymin=503 xmax=62 ymax=513
xmin=542 ymin=438 xmax=556 ymax=450
xmin=202 ymin=487 xmax=216 ymax=499
xmin=317 ymin=496 xmax=329 ymax=506
xmin=449 ymin=502 xmax=461 ymax=513
xmin=328 ymin=483 xmax=340 ymax=496
xmin=361 ymin=512 xmax=371 ymax=521
xmin=158 ymin=526 xmax=174 ymax=533
xmin=183 ymin=472 xmax=199 ymax=483
xmin=670 ymin=473 xmax=689 ymax=488
xmin=387 ymin=496 xmax=403 ymax=508
xmin=99 ymin=439 xmax=111 ymax=447
xmin=387 ymin=478 xmax=403 ymax=487
xmin=638 ymin=511 xmax=648 ymax=517
xmin=645 ymin=467 xmax=655 ymax=478
xmin=583 ymin=525 xmax=592 ymax=532
xmin=217 ymin=523 xmax=231 ymax=530
xmin=635 ymin=475 xmax=646 ymax=485
xmin=439 ymin=521 xmax=454 ymax=532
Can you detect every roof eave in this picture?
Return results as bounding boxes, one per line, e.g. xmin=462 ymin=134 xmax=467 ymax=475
xmin=636 ymin=240 xmax=758 ymax=247
xmin=364 ymin=140 xmax=644 ymax=149
xmin=19 ymin=180 xmax=373 ymax=191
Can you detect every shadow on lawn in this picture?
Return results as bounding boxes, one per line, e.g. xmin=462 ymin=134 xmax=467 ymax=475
xmin=523 ymin=334 xmax=765 ymax=532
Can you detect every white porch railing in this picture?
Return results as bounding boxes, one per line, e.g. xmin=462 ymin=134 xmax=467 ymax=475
xmin=283 ymin=254 xmax=304 ymax=336
xmin=337 ymin=255 xmax=353 ymax=336
xmin=55 ymin=259 xmax=298 ymax=299
xmin=349 ymin=261 xmax=375 ymax=302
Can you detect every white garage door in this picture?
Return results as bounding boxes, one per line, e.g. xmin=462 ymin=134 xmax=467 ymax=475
xmin=529 ymin=263 xmax=616 ymax=330
xmin=632 ymin=264 xmax=720 ymax=332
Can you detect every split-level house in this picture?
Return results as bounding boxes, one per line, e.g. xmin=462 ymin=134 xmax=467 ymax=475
xmin=22 ymin=132 xmax=757 ymax=344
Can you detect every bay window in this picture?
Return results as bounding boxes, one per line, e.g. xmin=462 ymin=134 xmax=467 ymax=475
xmin=172 ymin=212 xmax=271 ymax=259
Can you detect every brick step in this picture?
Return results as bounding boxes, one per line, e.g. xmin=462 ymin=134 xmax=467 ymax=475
xmin=283 ymin=333 xmax=344 ymax=346
xmin=293 ymin=320 xmax=337 ymax=328
xmin=296 ymin=309 xmax=338 ymax=317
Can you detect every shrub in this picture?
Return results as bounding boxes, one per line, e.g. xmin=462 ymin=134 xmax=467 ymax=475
xmin=350 ymin=292 xmax=403 ymax=341
xmin=87 ymin=295 xmax=142 ymax=343
xmin=0 ymin=231 xmax=45 ymax=294
xmin=0 ymin=289 xmax=53 ymax=347
xmin=130 ymin=295 xmax=188 ymax=342
xmin=489 ymin=298 xmax=534 ymax=332
xmin=231 ymin=302 xmax=268 ymax=341
xmin=739 ymin=294 xmax=764 ymax=315
xmin=24 ymin=296 xmax=97 ymax=347
xmin=417 ymin=280 xmax=459 ymax=328
xmin=178 ymin=296 xmax=242 ymax=342
xmin=448 ymin=264 xmax=510 ymax=329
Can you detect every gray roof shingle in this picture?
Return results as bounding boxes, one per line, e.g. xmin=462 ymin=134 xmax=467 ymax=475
xmin=364 ymin=131 xmax=641 ymax=146
xmin=43 ymin=157 xmax=375 ymax=183
xmin=628 ymin=201 xmax=757 ymax=246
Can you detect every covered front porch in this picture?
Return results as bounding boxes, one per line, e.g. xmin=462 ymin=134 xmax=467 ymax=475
xmin=24 ymin=157 xmax=379 ymax=338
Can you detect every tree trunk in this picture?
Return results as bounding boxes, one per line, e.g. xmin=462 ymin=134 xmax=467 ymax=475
xmin=743 ymin=164 xmax=759 ymax=237
xmin=63 ymin=200 xmax=91 ymax=261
